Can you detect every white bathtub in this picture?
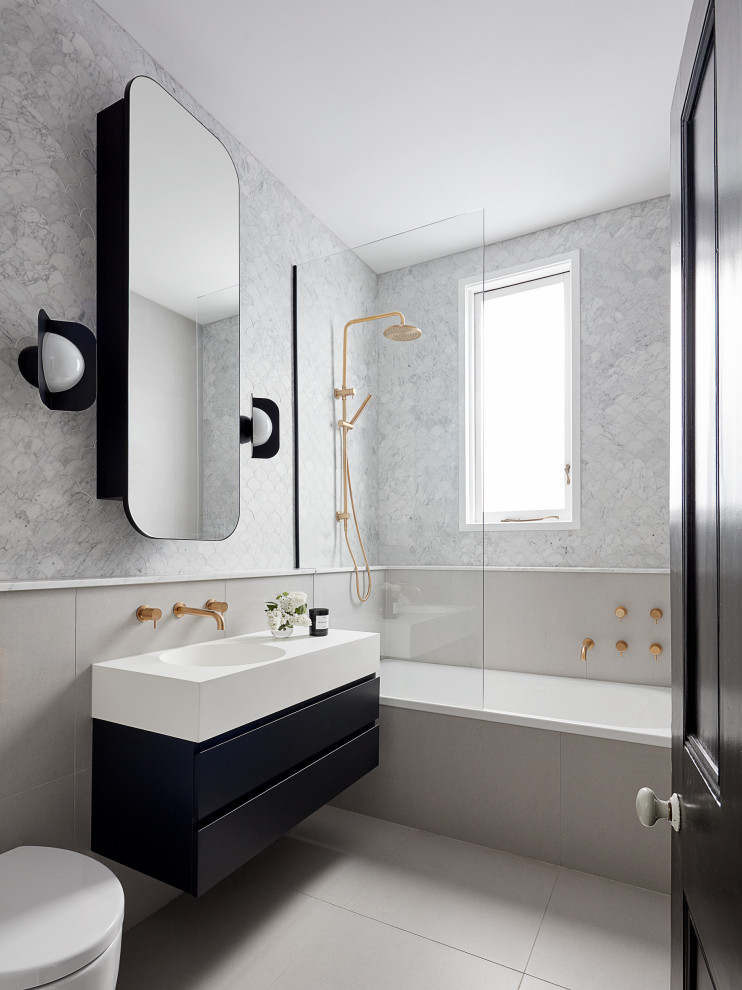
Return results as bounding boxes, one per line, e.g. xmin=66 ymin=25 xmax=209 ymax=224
xmin=380 ymin=659 xmax=671 ymax=747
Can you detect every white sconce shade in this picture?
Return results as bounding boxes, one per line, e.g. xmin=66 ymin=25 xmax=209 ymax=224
xmin=17 ymin=309 xmax=96 ymax=411
xmin=239 ymin=396 xmax=280 ymax=459
xmin=252 ymin=406 xmax=273 ymax=446
xmin=42 ymin=333 xmax=85 ymax=393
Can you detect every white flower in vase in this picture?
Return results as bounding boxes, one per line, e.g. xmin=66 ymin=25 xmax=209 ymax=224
xmin=265 ymin=591 xmax=310 ymax=637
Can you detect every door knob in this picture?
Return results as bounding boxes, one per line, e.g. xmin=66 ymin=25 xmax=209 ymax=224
xmin=636 ymin=787 xmax=681 ymax=832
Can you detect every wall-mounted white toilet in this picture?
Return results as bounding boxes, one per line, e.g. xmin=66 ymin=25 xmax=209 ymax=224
xmin=0 ymin=846 xmax=124 ymax=989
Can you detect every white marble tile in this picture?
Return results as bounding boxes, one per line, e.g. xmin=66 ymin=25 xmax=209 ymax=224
xmin=0 ymin=0 xmax=354 ymax=581
xmin=376 ymin=199 xmax=671 ymax=570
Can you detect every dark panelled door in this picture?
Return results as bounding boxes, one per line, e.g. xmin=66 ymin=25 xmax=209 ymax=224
xmin=670 ymin=1 xmax=742 ymax=987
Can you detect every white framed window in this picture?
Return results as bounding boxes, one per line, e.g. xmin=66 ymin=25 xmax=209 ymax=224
xmin=459 ymin=251 xmax=580 ymax=531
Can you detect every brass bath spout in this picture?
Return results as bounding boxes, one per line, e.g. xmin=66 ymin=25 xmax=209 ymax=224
xmin=581 ymin=638 xmax=595 ymax=662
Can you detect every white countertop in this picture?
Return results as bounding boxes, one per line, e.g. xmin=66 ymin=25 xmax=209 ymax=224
xmin=92 ymin=628 xmax=380 ymax=742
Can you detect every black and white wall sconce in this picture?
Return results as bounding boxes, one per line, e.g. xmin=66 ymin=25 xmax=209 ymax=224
xmin=18 ymin=309 xmax=96 ymax=411
xmin=240 ymin=397 xmax=280 ymax=459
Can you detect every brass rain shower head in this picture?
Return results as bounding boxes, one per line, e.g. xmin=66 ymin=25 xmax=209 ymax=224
xmin=335 ymin=309 xmax=422 ymax=603
xmin=383 ymin=323 xmax=422 ymax=341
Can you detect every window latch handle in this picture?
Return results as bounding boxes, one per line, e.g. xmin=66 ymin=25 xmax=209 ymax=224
xmin=565 ymin=463 xmax=571 ymax=485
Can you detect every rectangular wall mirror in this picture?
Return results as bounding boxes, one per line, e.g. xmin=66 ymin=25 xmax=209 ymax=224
xmin=97 ymin=76 xmax=240 ymax=540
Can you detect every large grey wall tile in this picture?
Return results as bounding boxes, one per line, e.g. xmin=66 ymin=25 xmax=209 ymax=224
xmin=410 ymin=711 xmax=561 ymax=862
xmin=0 ymin=588 xmax=75 ymax=799
xmin=466 ymin=717 xmax=561 ymax=862
xmin=583 ymin=572 xmax=671 ymax=686
xmin=485 ymin=570 xmax=588 ymax=678
xmin=334 ymin=707 xmax=561 ymax=863
xmin=225 ymin=574 xmax=314 ymax=636
xmin=331 ymin=705 xmax=419 ymax=824
xmin=383 ymin=568 xmax=482 ymax=667
xmin=0 ymin=775 xmax=74 ymax=852
xmin=560 ymin=733 xmax=671 ymax=892
xmin=313 ymin=571 xmax=385 ymax=644
xmin=75 ymin=579 xmax=227 ymax=770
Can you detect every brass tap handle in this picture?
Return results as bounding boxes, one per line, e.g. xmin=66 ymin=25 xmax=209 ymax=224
xmin=616 ymin=640 xmax=628 ymax=657
xmin=580 ymin=638 xmax=595 ymax=662
xmin=615 ymin=606 xmax=628 ymax=620
xmin=205 ymin=599 xmax=228 ymax=614
xmin=650 ymin=643 xmax=663 ymax=659
xmin=650 ymin=608 xmax=663 ymax=624
xmin=136 ymin=605 xmax=162 ymax=629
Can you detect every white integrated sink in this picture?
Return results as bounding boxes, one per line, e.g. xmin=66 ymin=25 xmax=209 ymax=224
xmin=162 ymin=641 xmax=286 ymax=667
xmin=92 ymin=629 xmax=380 ymax=742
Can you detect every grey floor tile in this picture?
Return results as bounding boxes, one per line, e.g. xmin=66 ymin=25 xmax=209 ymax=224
xmin=526 ymin=869 xmax=670 ymax=990
xmin=345 ymin=828 xmax=558 ymax=971
xmin=265 ymin=909 xmax=523 ymax=990
xmin=242 ymin=834 xmax=390 ymax=909
xmin=287 ymin=804 xmax=411 ymax=856
xmin=117 ymin=879 xmax=338 ymax=990
xmin=519 ymin=978 xmax=569 ymax=990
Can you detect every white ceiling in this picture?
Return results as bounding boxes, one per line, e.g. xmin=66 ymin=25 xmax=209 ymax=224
xmin=95 ymin=0 xmax=693 ymax=259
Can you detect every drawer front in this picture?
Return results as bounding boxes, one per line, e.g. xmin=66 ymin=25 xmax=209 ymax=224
xmin=195 ymin=676 xmax=379 ymax=820
xmin=196 ymin=724 xmax=379 ymax=895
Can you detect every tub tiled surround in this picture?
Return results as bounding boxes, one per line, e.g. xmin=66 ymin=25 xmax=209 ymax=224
xmin=385 ymin=567 xmax=671 ymax=687
xmin=331 ymin=705 xmax=672 ymax=893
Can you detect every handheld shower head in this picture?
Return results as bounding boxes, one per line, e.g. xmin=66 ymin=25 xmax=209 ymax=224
xmin=383 ymin=323 xmax=422 ymax=341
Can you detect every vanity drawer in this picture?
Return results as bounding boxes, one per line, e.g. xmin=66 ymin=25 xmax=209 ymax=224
xmin=195 ymin=675 xmax=379 ymax=820
xmin=196 ymin=724 xmax=379 ymax=894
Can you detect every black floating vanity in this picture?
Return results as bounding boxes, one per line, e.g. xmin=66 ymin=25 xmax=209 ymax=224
xmin=92 ymin=673 xmax=379 ymax=895
xmin=91 ymin=629 xmax=381 ymax=895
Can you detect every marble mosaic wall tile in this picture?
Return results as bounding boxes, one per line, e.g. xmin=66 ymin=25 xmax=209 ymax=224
xmin=376 ymin=198 xmax=671 ymax=568
xmin=296 ymin=250 xmax=379 ymax=569
xmin=0 ymin=0 xmax=348 ymax=579
xmin=201 ymin=314 xmax=239 ymax=539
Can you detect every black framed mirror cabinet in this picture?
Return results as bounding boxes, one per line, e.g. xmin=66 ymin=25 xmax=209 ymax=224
xmin=96 ymin=76 xmax=242 ymax=540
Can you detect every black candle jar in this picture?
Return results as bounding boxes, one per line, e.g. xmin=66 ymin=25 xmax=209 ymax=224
xmin=309 ymin=607 xmax=329 ymax=636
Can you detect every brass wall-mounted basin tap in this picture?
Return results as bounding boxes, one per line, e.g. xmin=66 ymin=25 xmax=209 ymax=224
xmin=173 ymin=601 xmax=226 ymax=631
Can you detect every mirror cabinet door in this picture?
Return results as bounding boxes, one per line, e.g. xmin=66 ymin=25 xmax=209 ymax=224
xmin=97 ymin=76 xmax=240 ymax=540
